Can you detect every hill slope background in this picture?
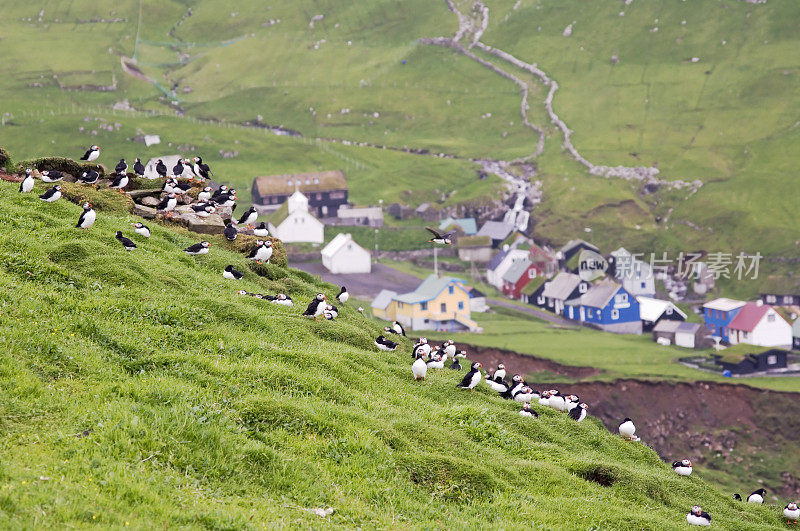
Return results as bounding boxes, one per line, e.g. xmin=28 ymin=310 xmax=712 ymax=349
xmin=0 ymin=177 xmax=789 ymax=528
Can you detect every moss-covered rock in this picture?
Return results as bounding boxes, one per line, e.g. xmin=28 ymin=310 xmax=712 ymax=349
xmin=0 ymin=146 xmax=10 ymax=168
xmin=13 ymin=156 xmax=105 ymax=178
xmin=59 ymin=181 xmax=134 ymax=214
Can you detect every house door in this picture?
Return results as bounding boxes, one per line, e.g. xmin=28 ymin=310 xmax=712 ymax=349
xmin=579 ymin=307 xmax=585 ymax=321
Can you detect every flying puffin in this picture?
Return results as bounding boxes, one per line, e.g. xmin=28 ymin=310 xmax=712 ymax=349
xmin=747 ymin=488 xmax=766 ymax=504
xmin=247 ymin=240 xmax=273 ymax=263
xmin=411 ymin=351 xmax=428 ymax=381
xmin=155 ymin=159 xmax=167 ymax=178
xmin=115 ymin=158 xmax=128 ymax=175
xmin=133 ymin=158 xmax=145 ymax=177
xmin=132 ymin=222 xmax=150 ymax=238
xmin=426 ymin=352 xmax=445 ymax=369
xmin=109 ymin=172 xmax=129 ymax=192
xmin=375 ymin=335 xmax=398 ymax=351
xmin=519 ymin=403 xmax=539 ymax=418
xmin=618 ymin=418 xmax=637 ymax=440
xmin=391 ymin=321 xmax=406 ymax=336
xmin=271 ymin=293 xmax=293 ymax=306
xmin=303 ymin=293 xmax=327 ymax=319
xmin=19 ymin=169 xmax=34 ymax=193
xmin=80 ymin=145 xmax=100 ymax=161
xmin=39 ymin=184 xmax=62 ymax=202
xmin=483 ymin=373 xmax=509 ymax=393
xmin=686 ymin=506 xmax=711 ymax=526
xmin=198 ymin=186 xmax=213 ymax=202
xmin=323 ymin=304 xmax=338 ymax=320
xmin=115 ymin=231 xmax=137 ymax=251
xmin=223 ymin=265 xmax=244 ymax=280
xmin=457 ymin=362 xmax=482 ymax=390
xmin=224 ymin=223 xmax=238 ymax=241
xmin=672 ymin=459 xmax=692 ymax=477
xmin=172 ymin=159 xmax=184 ymax=177
xmin=253 ymin=222 xmax=270 ymax=237
xmin=337 ymin=286 xmax=349 ymax=304
xmin=40 ymin=170 xmax=63 ymax=182
xmin=568 ymin=403 xmax=588 ymax=422
xmin=784 ymin=503 xmax=799 ymax=524
xmin=492 ymin=364 xmax=506 ymax=383
xmin=78 ymin=170 xmax=99 ymax=185
xmin=76 ymin=202 xmax=96 ymax=229
xmin=184 ymin=241 xmax=210 ymax=255
xmin=156 ymin=193 xmax=178 ymax=214
xmin=237 ymin=206 xmax=258 ymax=228
xmin=425 ymin=227 xmax=455 ymax=245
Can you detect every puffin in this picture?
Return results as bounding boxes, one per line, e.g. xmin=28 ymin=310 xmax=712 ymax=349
xmin=133 ymin=158 xmax=145 ymax=177
xmin=337 ymin=286 xmax=349 ymax=304
xmin=747 ymin=488 xmax=766 ymax=504
xmin=502 ymin=375 xmax=525 ymax=399
xmin=733 ymin=494 xmax=742 ymax=502
xmin=253 ymin=222 xmax=270 ymax=237
xmin=618 ymin=418 xmax=637 ymax=440
xmin=155 ymin=159 xmax=167 ymax=178
xmin=442 ymin=339 xmax=456 ymax=359
xmin=132 ymin=222 xmax=151 ymax=238
xmin=40 ymin=170 xmax=63 ymax=182
xmin=513 ymin=386 xmax=536 ymax=403
xmin=565 ymin=394 xmax=580 ymax=411
xmin=391 ymin=321 xmax=406 ymax=336
xmin=548 ymin=390 xmax=567 ymax=411
xmin=425 ymin=352 xmax=445 ymax=370
xmin=686 ymin=506 xmax=711 ymax=526
xmin=672 ymin=459 xmax=693 ymax=477
xmin=198 ymin=186 xmax=213 ymax=202
xmin=190 ymin=204 xmax=216 ymax=217
xmin=215 ymin=191 xmax=237 ymax=208
xmin=193 ymin=156 xmax=212 ymax=180
xmin=184 ymin=241 xmax=210 ymax=255
xmin=39 ymin=185 xmax=62 ymax=202
xmin=457 ymin=362 xmax=482 ymax=390
xmin=374 ymin=335 xmax=398 ymax=351
xmin=78 ymin=170 xmax=99 ymax=185
xmin=492 ymin=364 xmax=506 ymax=383
xmin=172 ymin=159 xmax=184 ymax=177
xmin=519 ymin=403 xmax=539 ymax=418
xmin=109 ymin=172 xmax=129 ymax=192
xmin=357 ymin=307 xmax=364 ymax=314
xmin=449 ymin=356 xmax=462 ymax=371
xmin=383 ymin=326 xmax=398 ymax=335
xmin=271 ymin=294 xmax=293 ymax=307
xmin=156 ymin=193 xmax=178 ymax=213
xmin=568 ymin=403 xmax=588 ymax=422
xmin=237 ymin=206 xmax=258 ymax=228
xmin=224 ymin=223 xmax=238 ymax=241
xmin=303 ymin=293 xmax=327 ymax=319
xmin=412 ymin=351 xmax=428 ymax=381
xmin=80 ymin=145 xmax=100 ymax=161
xmin=483 ymin=373 xmax=509 ymax=393
xmin=19 ymin=169 xmax=34 ymax=193
xmin=211 ymin=185 xmax=229 ymax=201
xmin=322 ymin=304 xmax=338 ymax=320
xmin=784 ymin=503 xmax=800 ymax=524
xmin=167 ymin=178 xmax=192 ymax=194
xmin=412 ymin=337 xmax=431 ymax=359
xmin=75 ymin=202 xmax=96 ymax=229
xmin=247 ymin=240 xmax=273 ymax=263
xmin=114 ymin=158 xmax=128 ymax=175
xmin=425 ymin=227 xmax=455 ymax=245
xmin=223 ymin=265 xmax=244 ymax=280
xmin=115 ymin=231 xmax=137 ymax=251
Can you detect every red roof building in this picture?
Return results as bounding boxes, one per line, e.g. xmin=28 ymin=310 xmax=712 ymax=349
xmin=728 ymin=301 xmax=792 ymax=347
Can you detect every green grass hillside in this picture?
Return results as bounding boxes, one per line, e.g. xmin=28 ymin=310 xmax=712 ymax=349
xmin=0 ymin=183 xmax=789 ymax=528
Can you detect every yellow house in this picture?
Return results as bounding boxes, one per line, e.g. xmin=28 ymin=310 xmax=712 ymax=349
xmin=374 ymin=275 xmax=479 ymax=332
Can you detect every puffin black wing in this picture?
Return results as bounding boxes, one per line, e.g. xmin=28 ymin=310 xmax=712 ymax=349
xmin=302 ymin=300 xmax=319 ymax=316
xmin=425 ymin=227 xmax=443 ymax=239
xmin=457 ymin=370 xmax=476 ymax=388
xmin=80 ymin=148 xmax=93 ymax=160
xmin=133 ymin=159 xmax=145 ymax=176
xmin=184 ymin=242 xmax=204 ymax=253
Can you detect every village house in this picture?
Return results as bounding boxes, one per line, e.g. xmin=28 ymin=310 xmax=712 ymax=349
xmin=529 ymin=243 xmax=558 ymax=278
xmin=477 ymin=221 xmax=515 ymax=248
xmin=608 ymin=247 xmax=656 ymax=297
xmin=457 ymin=236 xmax=493 ymax=263
xmin=761 ymin=292 xmax=800 ymax=307
xmin=565 ymin=280 xmax=642 ymax=334
xmin=541 ymin=272 xmax=590 ymax=316
xmin=501 ymin=259 xmax=538 ymax=300
xmin=652 ymin=321 xmax=710 ymax=349
xmin=486 ymin=248 xmax=529 ymax=290
xmin=321 ymin=233 xmax=371 ymax=274
xmin=713 ymin=348 xmax=789 ymax=375
xmin=375 ymin=275 xmax=479 ymax=332
xmin=637 ymin=296 xmax=687 ymax=332
xmin=558 ymin=239 xmax=599 ymax=271
xmin=726 ymin=301 xmax=792 ymax=347
xmin=522 ymin=275 xmax=548 ymax=308
xmin=335 ymin=206 xmax=383 ymax=227
xmin=251 ymin=170 xmax=348 ymax=217
xmin=371 ymin=289 xmax=397 ymax=321
xmin=466 ymin=286 xmax=489 ymax=313
xmin=266 ymin=190 xmax=324 ymax=244
xmin=439 ymin=217 xmax=478 ymax=236
xmin=702 ymin=298 xmax=746 ymax=343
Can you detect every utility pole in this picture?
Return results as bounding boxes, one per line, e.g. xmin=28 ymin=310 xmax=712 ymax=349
xmin=434 ymin=246 xmax=439 ymax=277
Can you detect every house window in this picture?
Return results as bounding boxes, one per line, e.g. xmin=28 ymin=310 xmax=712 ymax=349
xmin=615 ymin=293 xmax=628 ymax=304
xmin=528 ymin=269 xmax=536 ymax=278
xmin=767 ymin=355 xmax=777 ymax=365
xmin=420 ymin=302 xmax=428 ymax=311
xmin=767 ymin=313 xmax=775 ymax=322
xmin=640 ymin=282 xmax=646 ymax=289
xmin=665 ymin=307 xmax=673 ymax=315
xmin=611 ymin=309 xmax=620 ymax=320
xmin=458 ymin=301 xmax=464 ymax=310
xmin=579 ymin=283 xmax=587 ymax=293
xmin=448 ymin=286 xmax=454 ymax=295
xmin=440 ymin=303 xmax=447 ymax=313
xmin=587 ymin=308 xmax=593 ymax=318
xmin=767 ymin=295 xmax=776 ymax=303
xmin=398 ymin=302 xmax=403 ymax=308
xmin=537 ymin=295 xmax=545 ymax=305
xmin=784 ymin=296 xmax=793 ymax=304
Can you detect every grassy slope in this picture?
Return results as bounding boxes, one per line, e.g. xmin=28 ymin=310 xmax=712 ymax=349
xmin=0 ymin=186 xmax=788 ymax=528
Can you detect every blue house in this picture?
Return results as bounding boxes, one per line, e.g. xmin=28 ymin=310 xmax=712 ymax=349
xmin=565 ymin=280 xmax=642 ymax=334
xmin=702 ymin=298 xmax=745 ymax=343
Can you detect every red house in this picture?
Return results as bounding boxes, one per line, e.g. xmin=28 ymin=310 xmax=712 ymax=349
xmin=501 ymin=259 xmax=539 ymax=300
xmin=529 ymin=243 xmax=558 ymax=277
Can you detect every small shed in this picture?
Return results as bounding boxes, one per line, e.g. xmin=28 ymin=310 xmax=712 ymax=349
xmin=652 ymin=319 xmax=681 ymax=345
xmin=674 ymin=322 xmax=710 ymax=349
xmin=336 ymin=206 xmax=383 ymax=227
xmin=321 ymin=233 xmax=371 ymax=274
xmin=466 ymin=286 xmax=488 ymax=313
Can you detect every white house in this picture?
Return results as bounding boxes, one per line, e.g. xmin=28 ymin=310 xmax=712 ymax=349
xmin=486 ymin=248 xmax=528 ymax=289
xmin=637 ymin=296 xmax=687 ymax=331
xmin=321 ymin=233 xmax=371 ymax=274
xmin=267 ymin=190 xmax=325 ymax=244
xmin=727 ymin=301 xmax=792 ymax=347
xmin=610 ymin=247 xmax=655 ymax=297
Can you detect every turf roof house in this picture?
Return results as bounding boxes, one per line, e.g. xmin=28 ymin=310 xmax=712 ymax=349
xmin=439 ymin=217 xmax=477 ymax=236
xmin=713 ymin=348 xmax=789 ymax=375
xmin=565 ymin=280 xmax=642 ymax=334
xmin=540 ymin=272 xmax=590 ymax=316
xmin=557 ymin=239 xmax=599 ymax=272
xmin=637 ymin=296 xmax=687 ymax=333
xmin=266 ymin=190 xmax=324 ymax=244
xmin=702 ymin=298 xmax=746 ymax=343
xmin=501 ymin=258 xmax=538 ymax=301
xmin=726 ymin=301 xmax=792 ymax=347
xmin=251 ymin=170 xmax=348 ymax=218
xmin=382 ymin=275 xmax=479 ymax=332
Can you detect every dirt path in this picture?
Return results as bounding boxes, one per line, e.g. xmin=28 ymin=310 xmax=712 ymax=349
xmin=486 ymin=297 xmax=572 ymax=326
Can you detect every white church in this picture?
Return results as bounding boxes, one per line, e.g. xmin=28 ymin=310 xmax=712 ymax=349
xmin=267 ymin=190 xmax=324 ymax=244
